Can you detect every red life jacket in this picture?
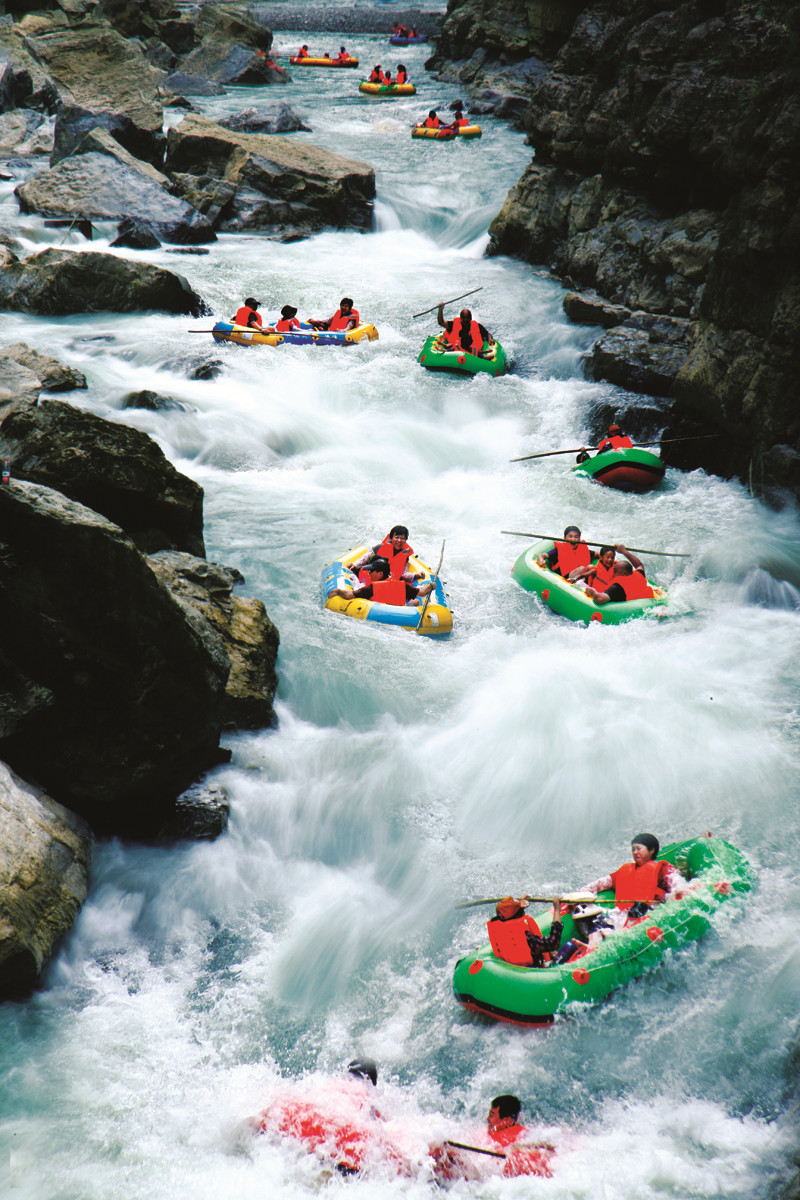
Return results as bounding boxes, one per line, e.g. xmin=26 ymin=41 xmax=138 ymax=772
xmin=375 ymin=537 xmax=413 ymax=578
xmin=455 ymin=117 xmax=469 ymax=128
xmin=615 ymin=570 xmax=654 ymax=601
xmin=370 ymin=578 xmax=407 ymax=606
xmin=590 ymin=559 xmax=616 ymax=592
xmin=445 ymin=317 xmax=483 ymax=355
xmin=613 ymin=859 xmax=662 ymax=909
xmin=489 ymin=1121 xmax=527 ymax=1148
xmin=423 ymin=116 xmax=439 ymax=128
xmin=276 ymin=317 xmax=300 ymax=331
xmin=552 ymin=540 xmax=591 ymax=577
xmin=397 ymin=70 xmax=408 ymax=84
xmin=369 ymin=70 xmax=381 ymax=81
xmin=298 ymin=47 xmax=308 ymax=57
xmin=329 ymin=307 xmax=360 ymax=331
xmin=598 ymin=434 xmax=633 ymax=452
xmin=234 ymin=305 xmax=262 ymax=328
xmin=487 ymin=914 xmax=548 ymax=966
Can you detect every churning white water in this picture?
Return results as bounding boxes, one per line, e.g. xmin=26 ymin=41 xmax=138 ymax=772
xmin=1 ymin=30 xmax=800 ymax=1200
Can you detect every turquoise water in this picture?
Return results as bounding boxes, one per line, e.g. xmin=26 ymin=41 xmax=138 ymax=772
xmin=1 ymin=33 xmax=799 ymax=1200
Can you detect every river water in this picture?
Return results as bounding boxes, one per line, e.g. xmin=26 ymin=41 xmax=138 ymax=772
xmin=2 ymin=29 xmax=800 ymax=1200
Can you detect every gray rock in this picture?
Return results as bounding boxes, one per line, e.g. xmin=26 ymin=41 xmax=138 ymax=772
xmin=0 ymin=108 xmax=52 ymax=155
xmin=0 ymin=247 xmax=210 ymax=316
xmin=165 ymin=112 xmax=374 ymax=237
xmin=147 ymin=551 xmax=279 ymax=731
xmin=0 ymin=399 xmax=206 ymax=556
xmin=0 ymin=358 xmax=41 ymax=422
xmin=167 ymin=781 xmax=230 ymax=841
xmin=123 ymin=388 xmax=194 ymax=413
xmin=16 ymin=150 xmax=216 ymax=245
xmin=587 ymin=326 xmax=689 ymax=397
xmin=111 ymin=216 xmax=161 ymax=250
xmin=563 ymin=291 xmax=632 ymax=328
xmin=162 ymin=70 xmax=225 ymax=97
xmin=178 ymin=41 xmax=288 ymax=87
xmin=0 ymin=341 xmax=86 ymax=391
xmin=220 ymin=103 xmax=311 ymax=135
xmin=0 ymin=760 xmax=93 ymax=999
xmin=0 ymin=478 xmax=229 ymax=836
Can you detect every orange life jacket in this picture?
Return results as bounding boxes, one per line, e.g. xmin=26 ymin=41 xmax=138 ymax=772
xmin=375 ymin=537 xmax=413 ymax=579
xmin=329 ymin=307 xmax=359 ymax=331
xmin=370 ymin=578 xmax=407 ymax=606
xmin=298 ymin=47 xmax=308 ymax=57
xmin=590 ymin=559 xmax=616 ymax=592
xmin=455 ymin=117 xmax=469 ymax=128
xmin=598 ymin=434 xmax=633 ymax=452
xmin=276 ymin=317 xmax=300 ymax=331
xmin=552 ymin=540 xmax=591 ymax=577
xmin=397 ymin=70 xmax=408 ymax=84
xmin=613 ymin=859 xmax=662 ymax=909
xmin=614 ymin=570 xmax=654 ymax=601
xmin=423 ymin=116 xmax=439 ymax=128
xmin=369 ymin=69 xmax=381 ymax=81
xmin=487 ymin=914 xmax=548 ymax=966
xmin=445 ymin=317 xmax=483 ymax=355
xmin=234 ymin=305 xmax=262 ymax=328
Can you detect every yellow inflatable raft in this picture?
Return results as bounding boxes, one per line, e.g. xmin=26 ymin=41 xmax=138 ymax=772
xmin=322 ymin=546 xmax=453 ymax=637
xmin=359 ymin=81 xmax=417 ymax=96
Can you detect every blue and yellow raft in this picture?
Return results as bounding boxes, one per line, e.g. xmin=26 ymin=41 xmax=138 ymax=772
xmin=322 ymin=546 xmax=453 ymax=636
xmin=211 ymin=320 xmax=378 ymax=347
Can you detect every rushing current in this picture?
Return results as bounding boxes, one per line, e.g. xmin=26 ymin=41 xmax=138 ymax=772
xmin=2 ymin=24 xmax=800 ymax=1200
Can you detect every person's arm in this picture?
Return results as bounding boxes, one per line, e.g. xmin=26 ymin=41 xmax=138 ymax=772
xmin=583 ymin=874 xmax=614 ymax=894
xmin=536 ymin=548 xmax=558 ymax=569
xmin=654 ymin=861 xmax=676 ymax=903
xmin=329 ymin=583 xmax=371 ymax=601
xmin=567 ymin=563 xmax=594 ymax=581
xmin=436 ymin=304 xmax=448 ymax=330
xmin=615 ymin=543 xmax=645 ymax=573
xmin=405 ymin=582 xmax=433 ymax=604
xmin=349 ymin=550 xmax=374 ymax=572
xmin=589 ymin=581 xmax=626 ymax=605
xmin=575 ymin=447 xmax=590 ymax=463
xmin=478 ymin=322 xmax=494 ymax=345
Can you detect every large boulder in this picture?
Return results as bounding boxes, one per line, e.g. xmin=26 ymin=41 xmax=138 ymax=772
xmin=0 ymin=247 xmax=210 ymax=316
xmin=21 ymin=19 xmax=166 ymax=163
xmin=165 ymin=112 xmax=374 ymax=237
xmin=147 ymin=552 xmax=279 ymax=731
xmin=16 ymin=144 xmax=216 ymax=244
xmin=220 ymin=103 xmax=311 ymax=135
xmin=175 ymin=2 xmax=285 ymax=86
xmin=0 ymin=341 xmax=86 ymax=391
xmin=0 ymin=357 xmax=41 ymax=422
xmin=0 ymin=760 xmax=93 ymax=999
xmin=0 ymin=25 xmax=60 ymax=113
xmin=0 ymin=479 xmax=229 ymax=835
xmin=0 ymin=400 xmax=206 ymax=556
xmin=0 ymin=108 xmax=53 ymax=155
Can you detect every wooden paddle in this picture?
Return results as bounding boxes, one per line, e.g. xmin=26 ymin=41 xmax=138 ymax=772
xmin=444 ymin=1138 xmax=556 ymax=1158
xmin=416 ymin=539 xmax=445 ymax=630
xmin=455 ymin=891 xmax=596 ymax=910
xmin=510 ymin=434 xmax=721 ymax=463
xmin=413 ymin=288 xmax=483 ymax=319
xmin=500 ymin=531 xmax=690 ymax=558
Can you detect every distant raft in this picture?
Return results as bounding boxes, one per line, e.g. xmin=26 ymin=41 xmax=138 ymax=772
xmin=289 ymin=56 xmax=359 ymax=67
xmin=417 ymin=333 xmax=507 ymax=377
xmin=453 ymin=835 xmax=753 ymax=1026
xmin=572 ymin=446 xmax=666 ymax=492
xmin=411 ymin=123 xmax=482 ymax=140
xmin=210 ymin=320 xmax=379 ymax=347
xmin=511 ymin=539 xmax=669 ymax=625
xmin=389 ymin=34 xmax=428 ymax=44
xmin=359 ymin=81 xmax=417 ymax=96
xmin=322 ymin=546 xmax=453 ymax=637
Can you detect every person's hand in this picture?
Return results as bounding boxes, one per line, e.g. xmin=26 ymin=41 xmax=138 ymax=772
xmin=615 ymin=543 xmax=626 ymax=552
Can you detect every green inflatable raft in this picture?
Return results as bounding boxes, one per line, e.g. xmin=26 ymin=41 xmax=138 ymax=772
xmin=453 ymin=835 xmax=754 ymax=1026
xmin=417 ymin=334 xmax=507 ymax=377
xmin=572 ymin=446 xmax=666 ymax=492
xmin=511 ymin=540 xmax=670 ymax=625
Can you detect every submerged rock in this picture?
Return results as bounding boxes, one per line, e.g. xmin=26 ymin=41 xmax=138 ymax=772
xmin=220 ymin=103 xmax=311 ymax=135
xmin=0 ymin=399 xmax=206 ymax=556
xmin=0 ymin=760 xmax=93 ymax=999
xmin=0 ymin=247 xmax=210 ymax=316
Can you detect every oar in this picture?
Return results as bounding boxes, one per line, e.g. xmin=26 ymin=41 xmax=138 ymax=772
xmin=444 ymin=1139 xmax=556 ymax=1158
xmin=510 ymin=434 xmax=721 ymax=463
xmin=416 ymin=539 xmax=445 ymax=630
xmin=455 ymin=891 xmax=596 ymax=910
xmin=500 ymin=531 xmax=690 ymax=558
xmin=412 ymin=288 xmax=483 ymax=319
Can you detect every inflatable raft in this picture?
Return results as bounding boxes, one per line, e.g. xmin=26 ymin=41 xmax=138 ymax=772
xmin=511 ymin=539 xmax=669 ymax=624
xmin=211 ymin=320 xmax=378 ymax=347
xmin=289 ymin=56 xmax=359 ymax=67
xmin=453 ymin=835 xmax=754 ymax=1026
xmin=359 ymin=81 xmax=416 ymax=96
xmin=389 ymin=34 xmax=428 ymax=44
xmin=417 ymin=333 xmax=507 ymax=377
xmin=411 ymin=124 xmax=482 ymax=140
xmin=572 ymin=446 xmax=666 ymax=492
xmin=322 ymin=546 xmax=452 ymax=637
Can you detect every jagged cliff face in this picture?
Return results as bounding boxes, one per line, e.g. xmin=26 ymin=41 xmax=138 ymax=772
xmin=437 ymin=0 xmax=800 ymax=497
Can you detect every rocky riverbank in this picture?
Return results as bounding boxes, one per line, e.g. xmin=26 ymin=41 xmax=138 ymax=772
xmin=429 ymin=0 xmax=800 ymax=501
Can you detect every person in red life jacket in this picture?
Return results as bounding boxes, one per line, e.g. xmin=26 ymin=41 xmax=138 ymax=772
xmin=583 ymin=834 xmax=679 ymax=919
xmin=350 ymin=525 xmax=425 ymax=582
xmin=437 ymin=304 xmax=494 ymax=357
xmin=383 ymin=70 xmax=393 ymax=84
xmin=396 ymin=64 xmax=409 ymax=84
xmin=369 ymin=64 xmax=384 ymax=82
xmin=487 ymin=1095 xmax=527 ymax=1147
xmin=597 ymin=423 xmax=634 ymax=452
xmin=536 ymin=525 xmax=592 ymax=576
xmin=584 ymin=543 xmax=655 ymax=605
xmin=329 ymin=559 xmax=433 ymax=607
xmin=569 ymin=543 xmax=616 ymax=593
xmin=408 ymin=28 xmax=417 ymax=38
xmin=441 ymin=109 xmax=470 ymax=133
xmin=487 ymin=895 xmax=582 ymax=969
xmin=392 ymin=23 xmax=408 ymax=37
xmin=310 ymin=297 xmax=360 ymax=331
xmin=298 ymin=44 xmax=309 ymax=57
xmin=275 ymin=304 xmax=301 ymax=331
xmin=335 ymin=45 xmax=349 ymax=61
xmin=233 ymin=297 xmax=262 ymax=329
xmin=421 ymin=110 xmax=440 ymax=128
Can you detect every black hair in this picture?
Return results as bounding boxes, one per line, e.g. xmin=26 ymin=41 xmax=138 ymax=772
xmin=388 ymin=525 xmax=408 ymax=539
xmin=563 ymin=526 xmax=581 ymax=537
xmin=347 ymin=1058 xmax=378 ymax=1086
xmin=491 ymin=1095 xmax=521 ymax=1120
xmin=368 ymin=558 xmax=390 ymax=578
xmin=632 ymin=833 xmax=660 ymax=855
xmin=599 ymin=545 xmax=615 ymax=557
xmin=340 ymin=297 xmax=354 ymax=307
